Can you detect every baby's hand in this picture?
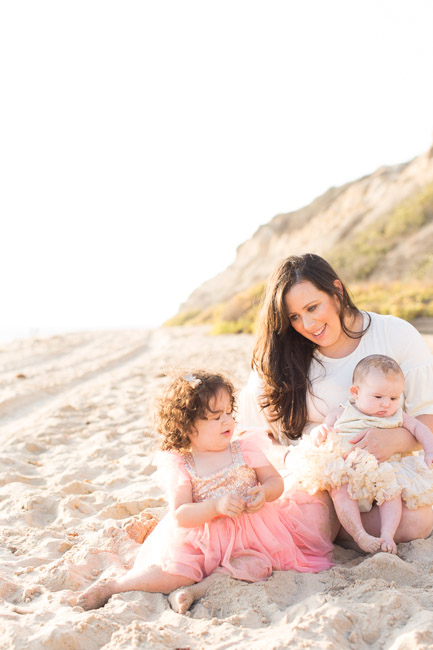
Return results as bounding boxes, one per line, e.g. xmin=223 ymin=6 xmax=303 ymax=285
xmin=310 ymin=424 xmax=334 ymax=447
xmin=216 ymin=493 xmax=245 ymax=518
xmin=424 ymin=452 xmax=433 ymax=469
xmin=244 ymin=485 xmax=266 ymax=513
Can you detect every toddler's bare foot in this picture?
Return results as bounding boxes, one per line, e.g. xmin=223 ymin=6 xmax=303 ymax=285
xmin=168 ymin=587 xmax=195 ymax=614
xmin=77 ymin=578 xmax=117 ymax=610
xmin=380 ymin=534 xmax=398 ymax=554
xmin=353 ymin=530 xmax=383 ymax=553
xmin=168 ymin=573 xmax=225 ymax=614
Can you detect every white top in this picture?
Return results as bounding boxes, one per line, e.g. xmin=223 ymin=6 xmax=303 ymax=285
xmin=238 ymin=312 xmax=433 ymax=444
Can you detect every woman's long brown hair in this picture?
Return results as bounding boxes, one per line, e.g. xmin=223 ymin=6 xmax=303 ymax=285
xmin=252 ymin=254 xmax=369 ymax=441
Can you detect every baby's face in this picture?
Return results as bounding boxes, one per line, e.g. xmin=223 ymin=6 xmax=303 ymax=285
xmin=351 ymin=370 xmax=404 ymax=418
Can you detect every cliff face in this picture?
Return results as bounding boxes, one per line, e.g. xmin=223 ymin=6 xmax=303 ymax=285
xmin=180 ymin=148 xmax=433 ymax=313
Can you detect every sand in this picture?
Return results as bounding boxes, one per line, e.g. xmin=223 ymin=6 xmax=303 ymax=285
xmin=1 ymin=325 xmax=433 ymax=650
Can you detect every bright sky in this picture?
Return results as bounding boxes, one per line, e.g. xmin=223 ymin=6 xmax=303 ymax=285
xmin=1 ymin=1 xmax=433 ymax=340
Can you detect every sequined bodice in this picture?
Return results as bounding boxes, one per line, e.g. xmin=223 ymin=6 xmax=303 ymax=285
xmin=182 ymin=440 xmax=258 ymax=502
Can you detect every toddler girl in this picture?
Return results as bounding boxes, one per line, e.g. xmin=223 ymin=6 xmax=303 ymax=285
xmin=285 ymin=354 xmax=433 ymax=555
xmin=77 ymin=370 xmax=333 ymax=612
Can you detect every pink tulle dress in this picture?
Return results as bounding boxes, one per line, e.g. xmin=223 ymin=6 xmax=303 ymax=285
xmin=138 ymin=430 xmax=333 ymax=583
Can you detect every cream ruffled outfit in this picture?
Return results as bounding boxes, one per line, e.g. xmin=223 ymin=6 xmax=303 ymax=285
xmin=285 ymin=403 xmax=433 ymax=511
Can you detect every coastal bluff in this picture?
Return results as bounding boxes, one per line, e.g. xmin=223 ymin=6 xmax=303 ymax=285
xmin=180 ymin=147 xmax=433 ymax=314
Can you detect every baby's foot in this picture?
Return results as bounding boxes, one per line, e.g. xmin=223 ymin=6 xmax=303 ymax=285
xmin=380 ymin=534 xmax=398 ymax=554
xmin=353 ymin=530 xmax=383 ymax=553
xmin=168 ymin=587 xmax=195 ymax=614
xmin=76 ymin=578 xmax=116 ymax=610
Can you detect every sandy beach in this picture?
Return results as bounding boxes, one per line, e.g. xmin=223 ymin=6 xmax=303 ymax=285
xmin=1 ymin=325 xmax=433 ymax=650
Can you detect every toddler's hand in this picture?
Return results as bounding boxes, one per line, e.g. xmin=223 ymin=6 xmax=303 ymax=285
xmin=216 ymin=494 xmax=245 ymax=518
xmin=424 ymin=452 xmax=433 ymax=469
xmin=310 ymin=424 xmax=333 ymax=446
xmin=244 ymin=485 xmax=266 ymax=513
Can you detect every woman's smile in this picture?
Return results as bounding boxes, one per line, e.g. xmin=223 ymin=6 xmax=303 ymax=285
xmin=310 ymin=324 xmax=326 ymax=338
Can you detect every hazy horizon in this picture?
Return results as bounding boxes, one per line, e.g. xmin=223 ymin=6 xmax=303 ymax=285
xmin=2 ymin=0 xmax=433 ymax=343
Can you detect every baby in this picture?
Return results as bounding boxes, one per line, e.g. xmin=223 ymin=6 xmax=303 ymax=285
xmin=286 ymin=354 xmax=433 ymax=554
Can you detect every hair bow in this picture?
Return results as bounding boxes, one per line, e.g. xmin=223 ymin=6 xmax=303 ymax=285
xmin=182 ymin=373 xmax=202 ymax=388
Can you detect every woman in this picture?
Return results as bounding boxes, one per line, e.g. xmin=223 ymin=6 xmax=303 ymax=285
xmin=238 ymin=253 xmax=433 ymax=547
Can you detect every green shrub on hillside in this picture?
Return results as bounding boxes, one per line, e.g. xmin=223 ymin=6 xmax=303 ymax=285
xmin=351 ymin=283 xmax=433 ymax=321
xmin=166 ymin=282 xmax=433 ymax=334
xmin=164 ymin=283 xmax=265 ymax=331
xmin=163 ymin=309 xmax=202 ymax=327
xmin=329 ymin=182 xmax=433 ymax=282
xmin=384 ymin=183 xmax=433 ymax=238
xmin=211 ymin=317 xmax=257 ymax=335
xmin=165 ymin=182 xmax=433 ymax=334
xmin=415 ymin=253 xmax=433 ymax=280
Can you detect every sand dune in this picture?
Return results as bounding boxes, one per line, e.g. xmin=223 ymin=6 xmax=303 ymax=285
xmin=0 ymin=326 xmax=432 ymax=649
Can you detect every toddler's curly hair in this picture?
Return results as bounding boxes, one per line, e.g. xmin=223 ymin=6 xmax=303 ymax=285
xmin=155 ymin=370 xmax=236 ymax=452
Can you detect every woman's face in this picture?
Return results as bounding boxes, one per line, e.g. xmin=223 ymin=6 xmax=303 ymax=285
xmin=284 ymin=280 xmax=345 ymax=354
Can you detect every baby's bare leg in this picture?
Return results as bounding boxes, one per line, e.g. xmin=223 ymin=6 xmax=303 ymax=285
xmin=379 ymin=497 xmax=402 ymax=554
xmin=168 ymin=572 xmax=226 ymax=614
xmin=330 ymin=485 xmax=382 ymax=553
xmin=77 ymin=566 xmax=194 ymax=611
xmin=337 ymin=503 xmax=433 ymax=547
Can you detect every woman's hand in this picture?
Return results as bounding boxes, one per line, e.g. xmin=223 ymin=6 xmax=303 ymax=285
xmin=215 ymin=494 xmax=245 ymax=518
xmin=349 ymin=426 xmax=420 ymax=463
xmin=244 ymin=485 xmax=266 ymax=513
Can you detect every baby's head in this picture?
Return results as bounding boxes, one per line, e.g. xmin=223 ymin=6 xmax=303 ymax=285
xmin=350 ymin=354 xmax=404 ymax=418
xmin=155 ymin=370 xmax=236 ymax=452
